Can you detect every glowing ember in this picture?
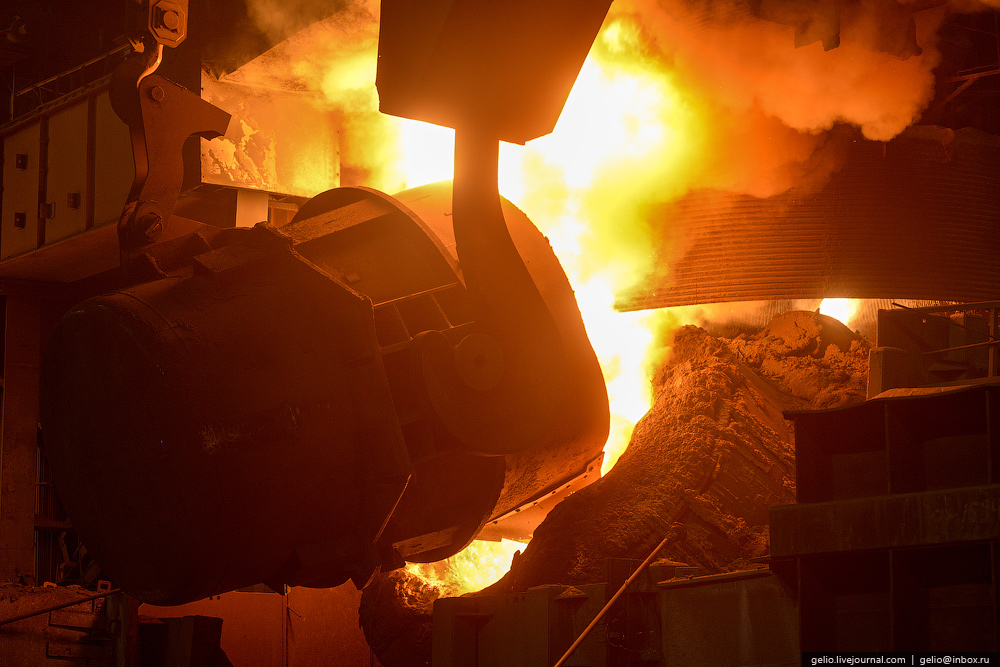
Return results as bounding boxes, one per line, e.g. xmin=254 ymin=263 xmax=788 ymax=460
xmin=819 ymin=298 xmax=862 ymax=328
xmin=404 ymin=539 xmax=525 ymax=596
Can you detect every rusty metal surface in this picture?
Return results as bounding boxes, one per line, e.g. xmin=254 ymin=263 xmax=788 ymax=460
xmin=284 ymin=186 xmax=459 ymax=305
xmin=145 ymin=0 xmax=188 ymax=49
xmin=771 ymin=378 xmax=1000 ymax=653
xmin=616 ymin=129 xmax=1000 ymax=311
xmin=140 ymin=584 xmax=375 ymax=667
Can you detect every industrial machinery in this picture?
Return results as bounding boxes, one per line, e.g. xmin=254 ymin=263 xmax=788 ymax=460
xmin=430 ymin=310 xmax=1000 ymax=666
xmin=35 ymin=0 xmax=613 ymax=605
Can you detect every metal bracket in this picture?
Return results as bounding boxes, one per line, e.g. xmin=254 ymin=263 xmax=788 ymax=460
xmin=148 ymin=0 xmax=188 ymax=47
xmin=127 ymin=0 xmax=189 ymax=49
xmin=109 ymin=38 xmax=230 ymax=273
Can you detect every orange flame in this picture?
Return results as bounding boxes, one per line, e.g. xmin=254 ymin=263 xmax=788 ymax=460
xmin=387 ymin=17 xmax=695 ymax=594
xmin=253 ymin=0 xmax=980 ymax=598
xmin=392 ymin=16 xmax=696 ymax=473
xmin=404 ymin=539 xmax=525 ymax=597
xmin=298 ymin=12 xmax=691 ymax=594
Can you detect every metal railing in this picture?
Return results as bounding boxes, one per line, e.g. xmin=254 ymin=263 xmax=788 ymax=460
xmin=0 ymin=584 xmax=121 ymax=627
xmin=7 ymin=44 xmax=131 ymax=123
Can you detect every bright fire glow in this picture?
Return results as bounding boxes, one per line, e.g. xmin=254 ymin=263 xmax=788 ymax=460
xmin=394 ymin=119 xmax=455 ymax=189
xmin=819 ymin=298 xmax=862 ymax=328
xmin=324 ymin=14 xmax=705 ymax=596
xmin=404 ymin=539 xmax=525 ymax=597
xmin=390 ymin=16 xmax=698 ymax=474
xmin=249 ymin=0 xmax=965 ymax=599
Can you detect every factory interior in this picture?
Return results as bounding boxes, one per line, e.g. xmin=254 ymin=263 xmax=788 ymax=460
xmin=0 ymin=0 xmax=999 ymax=665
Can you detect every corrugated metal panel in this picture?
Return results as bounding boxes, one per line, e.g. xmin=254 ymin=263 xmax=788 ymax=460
xmin=616 ymin=128 xmax=1000 ymax=311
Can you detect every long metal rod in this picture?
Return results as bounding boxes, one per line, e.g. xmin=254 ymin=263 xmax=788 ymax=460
xmin=552 ymin=527 xmax=680 ymax=667
xmin=0 ymin=587 xmax=122 ymax=626
xmin=15 ymin=44 xmax=132 ymax=98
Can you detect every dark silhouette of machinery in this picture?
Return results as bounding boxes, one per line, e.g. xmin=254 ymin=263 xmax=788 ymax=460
xmin=38 ymin=0 xmax=613 ymax=604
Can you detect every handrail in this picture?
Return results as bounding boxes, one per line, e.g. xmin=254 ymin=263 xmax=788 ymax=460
xmin=15 ymin=44 xmax=132 ymax=100
xmin=0 ymin=587 xmax=122 ymax=627
xmin=7 ymin=44 xmax=131 ymax=124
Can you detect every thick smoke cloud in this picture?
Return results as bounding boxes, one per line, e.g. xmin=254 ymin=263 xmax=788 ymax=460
xmin=620 ymin=0 xmax=948 ymax=141
xmin=232 ymin=0 xmax=995 ymax=197
xmin=589 ymin=0 xmax=972 ymax=202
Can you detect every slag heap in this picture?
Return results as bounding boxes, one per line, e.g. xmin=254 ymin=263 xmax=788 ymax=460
xmin=489 ymin=309 xmax=870 ymax=591
xmin=359 ymin=310 xmax=871 ymax=667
